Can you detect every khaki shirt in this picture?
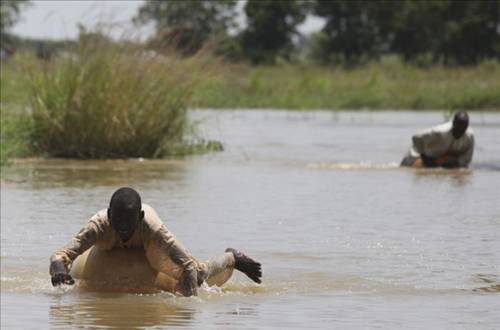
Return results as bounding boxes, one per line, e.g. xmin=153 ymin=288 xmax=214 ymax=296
xmin=50 ymin=204 xmax=201 ymax=280
xmin=410 ymin=121 xmax=474 ymax=167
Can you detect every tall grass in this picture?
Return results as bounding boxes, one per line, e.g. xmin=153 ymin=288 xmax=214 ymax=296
xmin=1 ymin=54 xmax=33 ymax=166
xmin=28 ymin=43 xmax=206 ymax=158
xmin=0 ymin=107 xmax=33 ymax=166
xmin=192 ymin=57 xmax=500 ymax=110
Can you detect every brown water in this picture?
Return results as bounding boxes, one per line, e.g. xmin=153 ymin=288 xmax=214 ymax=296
xmin=1 ymin=110 xmax=499 ymax=329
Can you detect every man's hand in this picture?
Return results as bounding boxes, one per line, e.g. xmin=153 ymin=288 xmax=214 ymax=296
xmin=420 ymin=154 xmax=460 ymax=168
xmin=50 ymin=259 xmax=75 ymax=286
xmin=412 ymin=158 xmax=424 ymax=168
xmin=436 ymin=155 xmax=460 ymax=168
xmin=51 ymin=273 xmax=75 ymax=286
xmin=178 ymin=267 xmax=198 ymax=297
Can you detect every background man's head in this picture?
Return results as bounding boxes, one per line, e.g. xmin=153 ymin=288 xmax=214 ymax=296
xmin=452 ymin=111 xmax=469 ymax=139
xmin=108 ymin=187 xmax=144 ymax=242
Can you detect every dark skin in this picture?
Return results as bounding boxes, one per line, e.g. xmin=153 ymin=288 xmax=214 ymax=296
xmin=416 ymin=154 xmax=460 ymax=168
xmin=51 ymin=206 xmax=144 ymax=286
xmin=50 ymin=262 xmax=75 ymax=286
xmin=451 ymin=116 xmax=468 ymax=140
xmin=107 ymin=206 xmax=144 ymax=243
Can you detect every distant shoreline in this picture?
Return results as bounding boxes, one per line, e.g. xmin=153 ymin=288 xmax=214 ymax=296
xmin=191 ymin=60 xmax=500 ymax=112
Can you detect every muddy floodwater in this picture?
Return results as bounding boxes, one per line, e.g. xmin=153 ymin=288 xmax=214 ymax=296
xmin=1 ymin=110 xmax=499 ymax=329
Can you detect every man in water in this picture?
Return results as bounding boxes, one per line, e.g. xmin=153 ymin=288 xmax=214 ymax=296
xmin=400 ymin=111 xmax=474 ymax=168
xmin=50 ymin=187 xmax=262 ymax=296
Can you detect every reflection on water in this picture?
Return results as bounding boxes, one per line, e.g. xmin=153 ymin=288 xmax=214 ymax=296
xmin=410 ymin=168 xmax=473 ymax=187
xmin=49 ymin=293 xmax=195 ymax=329
xmin=2 ymin=110 xmax=500 ymax=329
xmin=1 ymin=158 xmax=190 ymax=189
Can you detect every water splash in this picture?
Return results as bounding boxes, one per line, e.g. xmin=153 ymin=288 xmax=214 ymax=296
xmin=308 ymin=161 xmax=400 ymax=170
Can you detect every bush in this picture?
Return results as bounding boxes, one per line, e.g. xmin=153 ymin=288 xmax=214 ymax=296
xmin=28 ymin=43 xmax=205 ymax=158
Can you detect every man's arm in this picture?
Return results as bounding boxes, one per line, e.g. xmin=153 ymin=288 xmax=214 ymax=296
xmin=148 ymin=224 xmax=199 ymax=296
xmin=457 ymin=135 xmax=474 ymax=167
xmin=50 ymin=220 xmax=102 ymax=286
xmin=435 ymin=155 xmax=459 ymax=168
xmin=435 ymin=135 xmax=474 ymax=168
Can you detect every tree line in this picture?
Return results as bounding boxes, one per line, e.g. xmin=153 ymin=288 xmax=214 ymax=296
xmin=135 ymin=0 xmax=500 ymax=66
xmin=2 ymin=0 xmax=499 ymax=66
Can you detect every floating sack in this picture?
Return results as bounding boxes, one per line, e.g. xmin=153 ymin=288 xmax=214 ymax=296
xmin=70 ymin=246 xmax=180 ymax=294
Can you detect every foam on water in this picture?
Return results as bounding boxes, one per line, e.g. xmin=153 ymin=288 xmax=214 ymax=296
xmin=308 ymin=161 xmax=400 ymax=170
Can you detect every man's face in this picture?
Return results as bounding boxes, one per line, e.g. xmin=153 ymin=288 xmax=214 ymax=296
xmin=108 ymin=207 xmax=144 ymax=242
xmin=452 ymin=119 xmax=468 ymax=139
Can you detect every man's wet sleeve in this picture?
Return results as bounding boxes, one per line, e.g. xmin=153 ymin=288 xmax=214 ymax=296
xmin=412 ymin=127 xmax=433 ymax=155
xmin=150 ymin=225 xmax=196 ymax=271
xmin=49 ymin=220 xmax=102 ymax=275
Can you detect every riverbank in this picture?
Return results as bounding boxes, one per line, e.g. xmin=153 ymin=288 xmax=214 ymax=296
xmin=3 ymin=55 xmax=500 ymax=112
xmin=192 ymin=58 xmax=500 ymax=111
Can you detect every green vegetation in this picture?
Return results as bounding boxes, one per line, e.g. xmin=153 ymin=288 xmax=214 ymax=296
xmin=1 ymin=52 xmax=32 ymax=166
xmin=134 ymin=0 xmax=499 ymax=66
xmin=0 ymin=45 xmax=221 ymax=164
xmin=29 ymin=45 xmax=196 ymax=158
xmin=0 ymin=1 xmax=30 ymax=39
xmin=2 ymin=1 xmax=498 ymax=166
xmin=192 ymin=58 xmax=500 ymax=110
xmin=311 ymin=1 xmax=499 ymax=66
xmin=134 ymin=0 xmax=237 ymax=56
xmin=0 ymin=107 xmax=32 ymax=166
xmin=238 ymin=0 xmax=307 ymax=64
xmin=1 ymin=49 xmax=499 ymax=165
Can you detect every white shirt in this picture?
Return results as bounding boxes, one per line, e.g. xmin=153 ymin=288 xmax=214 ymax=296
xmin=410 ymin=121 xmax=474 ymax=167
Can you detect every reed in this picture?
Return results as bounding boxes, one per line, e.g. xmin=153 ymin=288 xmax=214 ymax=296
xmin=0 ymin=107 xmax=33 ymax=166
xmin=28 ymin=43 xmax=205 ymax=158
